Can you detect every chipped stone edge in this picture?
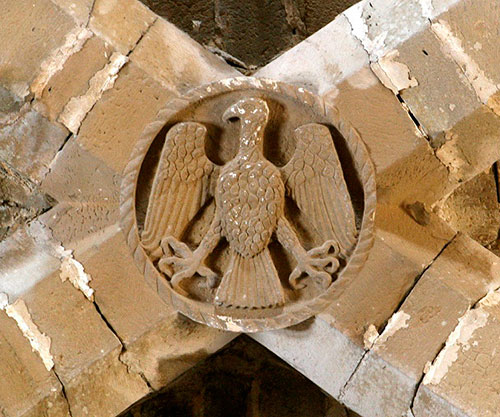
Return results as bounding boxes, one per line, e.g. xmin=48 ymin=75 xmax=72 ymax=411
xmin=31 ymin=27 xmax=93 ymax=98
xmin=57 ymin=247 xmax=95 ymax=301
xmin=58 ymin=52 xmax=128 ymax=133
xmin=422 ymin=288 xmax=500 ymax=385
xmin=0 ymin=296 xmax=54 ymax=371
xmin=430 ymin=19 xmax=499 ymax=106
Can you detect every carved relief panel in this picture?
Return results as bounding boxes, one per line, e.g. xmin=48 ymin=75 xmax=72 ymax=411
xmin=121 ymin=78 xmax=376 ymax=332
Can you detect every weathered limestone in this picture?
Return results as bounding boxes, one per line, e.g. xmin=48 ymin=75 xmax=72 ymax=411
xmin=0 ymin=110 xmax=68 ymax=183
xmin=0 ymin=0 xmax=76 ymax=98
xmin=76 ymin=61 xmax=174 ymax=173
xmin=255 ymin=14 xmax=369 ymax=95
xmin=431 ymin=0 xmax=500 ymax=110
xmin=251 ymin=318 xmax=365 ymax=399
xmin=49 ymin=0 xmax=94 ymax=25
xmin=129 ymin=18 xmax=239 ymax=93
xmin=34 ymin=36 xmax=114 ymax=122
xmin=436 ymin=170 xmax=500 ymax=247
xmin=341 ymin=234 xmax=500 ymax=416
xmin=434 ymin=106 xmax=500 ymax=184
xmin=89 ymin=0 xmax=156 ymax=55
xmin=396 ymin=28 xmax=481 ymax=138
xmin=20 ymin=271 xmax=149 ymax=417
xmin=0 ymin=311 xmax=69 ymax=417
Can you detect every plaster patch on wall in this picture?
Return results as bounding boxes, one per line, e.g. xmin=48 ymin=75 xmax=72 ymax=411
xmin=373 ymin=311 xmax=410 ymax=348
xmin=0 ymin=293 xmax=8 ymax=310
xmin=431 ymin=20 xmax=498 ymax=104
xmin=371 ymin=50 xmax=418 ymax=94
xmin=344 ymin=2 xmax=388 ymax=61
xmin=363 ymin=324 xmax=379 ymax=350
xmin=423 ymin=307 xmax=489 ymax=385
xmin=1 ymin=298 xmax=54 ymax=371
xmin=58 ymin=52 xmax=128 ymax=133
xmin=418 ymin=0 xmax=434 ymax=19
xmin=59 ymin=249 xmax=95 ymax=301
xmin=31 ymin=27 xmax=93 ymax=98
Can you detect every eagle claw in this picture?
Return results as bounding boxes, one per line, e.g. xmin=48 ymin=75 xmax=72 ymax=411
xmin=289 ymin=240 xmax=340 ymax=290
xmin=159 ymin=236 xmax=217 ymax=296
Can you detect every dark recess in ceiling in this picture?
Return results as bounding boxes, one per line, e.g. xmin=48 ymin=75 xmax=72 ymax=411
xmin=139 ymin=0 xmax=359 ymax=70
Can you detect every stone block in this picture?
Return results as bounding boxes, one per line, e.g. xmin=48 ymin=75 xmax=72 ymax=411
xmin=255 ymin=14 xmax=369 ymax=95
xmin=434 ymin=0 xmax=500 ymax=104
xmin=341 ymin=352 xmax=416 ymax=417
xmin=0 ymin=221 xmax=61 ymax=302
xmin=331 ymin=67 xmax=456 ymax=206
xmin=0 ymin=109 xmax=68 ymax=183
xmin=64 ymin=345 xmax=149 ymax=417
xmin=420 ymin=298 xmax=500 ymax=417
xmin=436 ymin=169 xmax=500 ymax=246
xmin=71 ymin=227 xmax=170 ymax=345
xmin=89 ymin=0 xmax=156 ymax=54
xmin=76 ymin=61 xmax=174 ymax=173
xmin=343 ymin=0 xmax=429 ymax=61
xmin=0 ymin=312 xmax=69 ymax=417
xmin=250 ymin=318 xmax=364 ymax=398
xmin=320 ymin=206 xmax=453 ymax=347
xmin=0 ymin=0 xmax=76 ymax=98
xmin=425 ymin=234 xmax=500 ymax=304
xmin=20 ymin=272 xmax=149 ymax=416
xmin=50 ymin=0 xmax=94 ymax=25
xmin=35 ymin=36 xmax=114 ymax=122
xmin=396 ymin=28 xmax=481 ymax=137
xmin=373 ymin=276 xmax=469 ymax=379
xmin=413 ymin=384 xmax=469 ymax=417
xmin=339 ymin=232 xmax=500 ymax=416
xmin=121 ymin=314 xmax=236 ymax=390
xmin=129 ymin=18 xmax=238 ymax=94
xmin=434 ymin=106 xmax=500 ymax=183
xmin=375 ymin=204 xmax=455 ymax=269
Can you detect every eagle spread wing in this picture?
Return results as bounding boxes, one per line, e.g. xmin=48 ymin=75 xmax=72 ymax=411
xmin=281 ymin=123 xmax=357 ymax=257
xmin=141 ymin=122 xmax=214 ymax=259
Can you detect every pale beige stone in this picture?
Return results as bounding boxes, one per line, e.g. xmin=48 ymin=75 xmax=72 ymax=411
xmin=436 ymin=170 xmax=500 ymax=246
xmin=434 ymin=106 xmax=500 ymax=183
xmin=50 ymin=0 xmax=94 ymax=25
xmin=320 ymin=205 xmax=454 ymax=345
xmin=0 ymin=109 xmax=68 ymax=183
xmin=76 ymin=62 xmax=175 ymax=173
xmin=329 ymin=67 xmax=456 ymax=206
xmin=89 ymin=0 xmax=156 ymax=54
xmin=129 ymin=18 xmax=239 ymax=93
xmin=397 ymin=28 xmax=481 ymax=138
xmin=343 ymin=0 xmax=429 ymax=61
xmin=250 ymin=318 xmax=365 ymax=398
xmin=0 ymin=0 xmax=76 ymax=98
xmin=0 ymin=312 xmax=69 ymax=417
xmin=420 ymin=296 xmax=500 ymax=416
xmin=35 ymin=36 xmax=114 ymax=121
xmin=19 ymin=272 xmax=149 ymax=415
xmin=433 ymin=0 xmax=500 ymax=103
xmin=255 ymin=14 xmax=369 ymax=95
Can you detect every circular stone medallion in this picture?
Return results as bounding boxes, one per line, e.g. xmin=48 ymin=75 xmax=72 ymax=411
xmin=120 ymin=77 xmax=376 ymax=332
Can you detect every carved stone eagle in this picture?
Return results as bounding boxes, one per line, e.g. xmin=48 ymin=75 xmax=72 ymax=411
xmin=140 ymin=97 xmax=357 ymax=309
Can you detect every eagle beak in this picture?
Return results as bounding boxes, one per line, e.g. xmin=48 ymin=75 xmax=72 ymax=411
xmin=222 ymin=104 xmax=240 ymax=123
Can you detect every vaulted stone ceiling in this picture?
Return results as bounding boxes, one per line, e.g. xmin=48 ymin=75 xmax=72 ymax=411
xmin=1 ymin=1 xmax=500 ymax=417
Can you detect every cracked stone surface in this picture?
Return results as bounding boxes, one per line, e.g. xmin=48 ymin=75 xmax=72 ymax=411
xmin=1 ymin=0 xmax=500 ymax=416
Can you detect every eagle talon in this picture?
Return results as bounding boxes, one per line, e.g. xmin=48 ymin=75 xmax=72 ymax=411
xmin=159 ymin=236 xmax=217 ymax=295
xmin=289 ymin=240 xmax=341 ymax=290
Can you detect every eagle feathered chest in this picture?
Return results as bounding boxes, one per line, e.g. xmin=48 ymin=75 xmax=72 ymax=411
xmin=216 ymin=152 xmax=285 ymax=258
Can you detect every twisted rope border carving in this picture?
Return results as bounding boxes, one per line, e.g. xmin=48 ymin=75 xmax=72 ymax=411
xmin=120 ymin=77 xmax=376 ymax=332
